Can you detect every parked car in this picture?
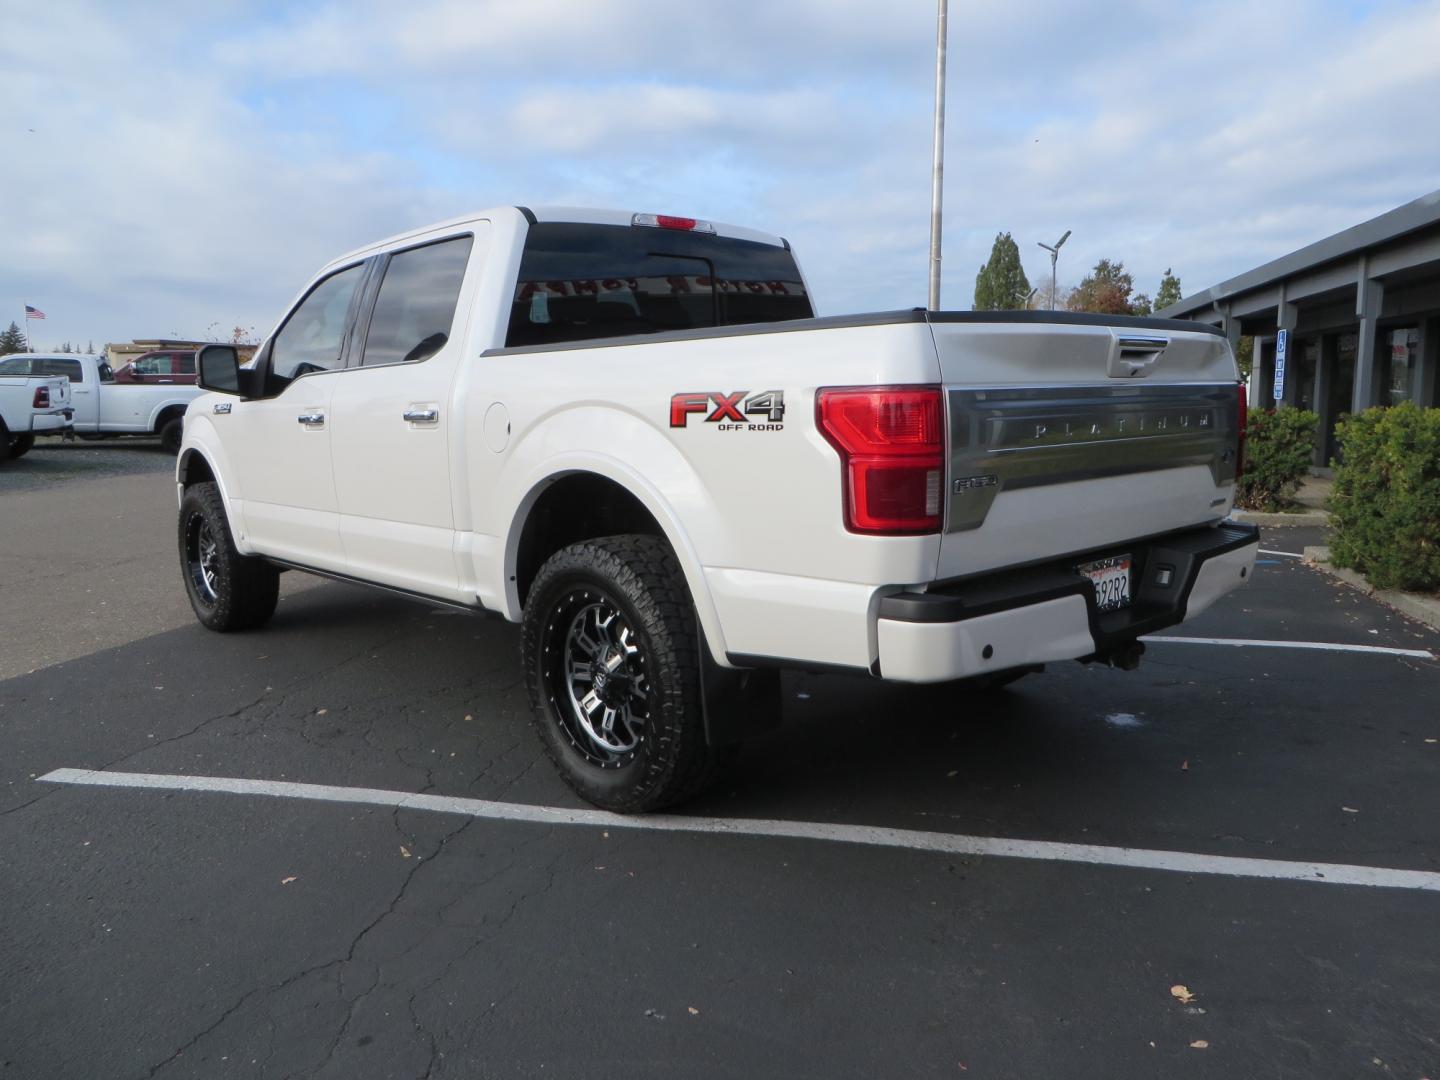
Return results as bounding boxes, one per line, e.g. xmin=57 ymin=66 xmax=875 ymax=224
xmin=0 ymin=353 xmax=203 ymax=452
xmin=0 ymin=364 xmax=72 ymax=461
xmin=176 ymin=205 xmax=1258 ymax=811
xmin=113 ymin=349 xmax=198 ymax=386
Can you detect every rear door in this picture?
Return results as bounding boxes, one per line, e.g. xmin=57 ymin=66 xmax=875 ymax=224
xmin=328 ymin=229 xmax=480 ymax=601
xmin=930 ymin=316 xmax=1242 ymax=581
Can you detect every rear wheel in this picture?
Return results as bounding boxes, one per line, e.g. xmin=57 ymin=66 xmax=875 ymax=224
xmin=8 ymin=433 xmax=35 ymax=459
xmin=178 ymin=481 xmax=279 ymax=631
xmin=521 ymin=534 xmax=722 ymax=813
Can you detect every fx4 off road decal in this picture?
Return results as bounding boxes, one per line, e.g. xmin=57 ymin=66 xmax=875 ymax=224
xmin=669 ymin=390 xmax=786 ymax=431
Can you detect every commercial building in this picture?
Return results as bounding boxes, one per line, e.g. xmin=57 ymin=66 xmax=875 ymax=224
xmin=1158 ymin=189 xmax=1440 ymax=465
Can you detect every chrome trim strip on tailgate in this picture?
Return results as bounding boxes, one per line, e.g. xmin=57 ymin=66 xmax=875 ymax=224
xmin=945 ymin=383 xmax=1240 ymax=534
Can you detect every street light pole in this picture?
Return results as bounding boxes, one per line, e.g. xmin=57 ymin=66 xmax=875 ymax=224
xmin=1036 ymin=229 xmax=1071 ymax=311
xmin=928 ymin=0 xmax=948 ymax=311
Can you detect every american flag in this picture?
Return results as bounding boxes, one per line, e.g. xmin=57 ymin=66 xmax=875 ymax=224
xmin=24 ymin=305 xmax=45 ymax=320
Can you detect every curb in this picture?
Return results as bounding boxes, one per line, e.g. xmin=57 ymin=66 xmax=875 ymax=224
xmin=1229 ymin=508 xmax=1331 ymax=527
xmin=1302 ymin=547 xmax=1440 ymax=633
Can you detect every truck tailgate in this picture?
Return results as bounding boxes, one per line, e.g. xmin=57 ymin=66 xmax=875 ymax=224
xmin=40 ymin=376 xmax=71 ymax=411
xmin=929 ymin=315 xmax=1241 ymax=581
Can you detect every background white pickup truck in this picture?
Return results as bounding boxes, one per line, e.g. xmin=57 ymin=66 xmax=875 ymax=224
xmin=177 ymin=206 xmax=1258 ymax=811
xmin=0 ymin=353 xmax=203 ymax=452
xmin=0 ymin=369 xmax=72 ymax=462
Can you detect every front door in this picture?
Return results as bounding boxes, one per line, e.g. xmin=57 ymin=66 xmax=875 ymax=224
xmin=228 ymin=261 xmax=368 ymax=571
xmin=329 ymin=232 xmax=478 ymax=601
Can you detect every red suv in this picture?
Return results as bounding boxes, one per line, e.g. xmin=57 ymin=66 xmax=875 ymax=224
xmin=114 ymin=350 xmax=197 ymax=385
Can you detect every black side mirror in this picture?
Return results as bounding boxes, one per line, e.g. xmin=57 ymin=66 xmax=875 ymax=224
xmin=196 ymin=344 xmax=241 ymax=395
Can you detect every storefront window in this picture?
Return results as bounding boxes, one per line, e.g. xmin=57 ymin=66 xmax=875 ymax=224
xmin=1293 ymin=337 xmax=1318 ymax=412
xmin=1384 ymin=327 xmax=1418 ymax=405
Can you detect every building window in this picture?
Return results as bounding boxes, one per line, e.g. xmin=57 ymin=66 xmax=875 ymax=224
xmin=1383 ymin=327 xmax=1418 ymax=406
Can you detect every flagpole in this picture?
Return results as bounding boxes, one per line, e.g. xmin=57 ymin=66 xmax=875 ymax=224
xmin=928 ymin=0 xmax=948 ymax=311
xmin=22 ymin=307 xmax=30 ymax=352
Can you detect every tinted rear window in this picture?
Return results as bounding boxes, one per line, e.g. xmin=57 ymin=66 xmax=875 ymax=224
xmin=0 ymin=357 xmax=82 ymax=382
xmin=506 ymin=223 xmax=811 ymax=348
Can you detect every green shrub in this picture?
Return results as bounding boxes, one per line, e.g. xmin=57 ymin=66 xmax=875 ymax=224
xmin=1329 ymin=402 xmax=1440 ymax=592
xmin=1236 ymin=407 xmax=1319 ymax=511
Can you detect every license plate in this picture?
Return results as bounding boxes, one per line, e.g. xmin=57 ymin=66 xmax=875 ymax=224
xmin=1079 ymin=554 xmax=1132 ymax=612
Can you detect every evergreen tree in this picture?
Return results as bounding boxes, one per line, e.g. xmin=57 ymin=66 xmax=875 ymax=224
xmin=1155 ymin=268 xmax=1182 ymax=311
xmin=86 ymin=340 xmax=94 ymax=354
xmin=1067 ymin=258 xmax=1145 ymax=315
xmin=0 ymin=322 xmax=27 ymax=355
xmin=972 ymin=232 xmax=1032 ymax=310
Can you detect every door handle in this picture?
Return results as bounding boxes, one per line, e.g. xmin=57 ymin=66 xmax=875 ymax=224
xmin=403 ymin=408 xmax=439 ymax=424
xmin=297 ymin=411 xmax=325 ymax=426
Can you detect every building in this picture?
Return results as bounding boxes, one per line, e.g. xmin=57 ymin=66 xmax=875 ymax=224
xmin=105 ymin=338 xmax=257 ymax=367
xmin=1158 ymin=189 xmax=1440 ymax=466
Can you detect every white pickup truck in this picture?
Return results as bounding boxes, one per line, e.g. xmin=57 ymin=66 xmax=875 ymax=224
xmin=0 ymin=353 xmax=203 ymax=452
xmin=176 ymin=206 xmax=1258 ymax=811
xmin=0 ymin=366 xmax=72 ymax=461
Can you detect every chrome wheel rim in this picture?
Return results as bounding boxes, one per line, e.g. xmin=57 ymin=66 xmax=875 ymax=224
xmin=185 ymin=515 xmax=220 ymax=605
xmin=542 ymin=589 xmax=649 ymax=766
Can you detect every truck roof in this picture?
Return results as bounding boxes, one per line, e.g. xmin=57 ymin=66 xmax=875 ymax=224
xmin=323 ymin=206 xmax=788 ymax=270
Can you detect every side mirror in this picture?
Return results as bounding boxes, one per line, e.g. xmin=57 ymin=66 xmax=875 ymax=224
xmin=196 ymin=344 xmax=242 ymax=395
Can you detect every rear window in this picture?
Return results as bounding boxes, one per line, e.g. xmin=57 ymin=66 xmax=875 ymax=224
xmin=0 ymin=357 xmax=82 ymax=382
xmin=505 ymin=222 xmax=812 ymax=348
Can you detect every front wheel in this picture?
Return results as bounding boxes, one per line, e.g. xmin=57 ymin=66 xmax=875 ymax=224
xmin=178 ymin=481 xmax=279 ymax=631
xmin=159 ymin=417 xmax=183 ymax=454
xmin=521 ymin=535 xmax=722 ymax=813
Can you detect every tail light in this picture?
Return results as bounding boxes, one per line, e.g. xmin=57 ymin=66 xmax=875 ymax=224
xmin=1236 ymin=382 xmax=1248 ymax=481
xmin=33 ymin=385 xmax=50 ymax=408
xmin=817 ymin=386 xmax=944 ymax=535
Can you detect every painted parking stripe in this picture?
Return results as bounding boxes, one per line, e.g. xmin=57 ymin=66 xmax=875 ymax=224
xmin=1258 ymin=549 xmax=1304 ymax=558
xmin=1142 ymin=635 xmax=1434 ymax=659
xmin=38 ymin=768 xmax=1440 ymax=893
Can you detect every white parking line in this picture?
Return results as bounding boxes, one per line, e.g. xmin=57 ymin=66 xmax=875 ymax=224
xmin=1142 ymin=635 xmax=1434 ymax=659
xmin=1258 ymin=549 xmax=1303 ymax=558
xmin=38 ymin=768 xmax=1440 ymax=893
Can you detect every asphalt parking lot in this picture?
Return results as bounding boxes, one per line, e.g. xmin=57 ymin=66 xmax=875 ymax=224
xmin=2 ymin=442 xmax=1438 ymax=1079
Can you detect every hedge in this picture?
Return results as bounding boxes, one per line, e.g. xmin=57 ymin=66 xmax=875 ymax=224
xmin=1236 ymin=407 xmax=1319 ymax=511
xmin=1329 ymin=402 xmax=1440 ymax=593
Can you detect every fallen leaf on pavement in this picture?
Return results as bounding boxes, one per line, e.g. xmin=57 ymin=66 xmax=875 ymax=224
xmin=281 ymin=876 xmax=297 ymax=885
xmin=1189 ymin=1040 xmax=1209 ymax=1049
xmin=1341 ymin=806 xmax=1359 ymax=813
xmin=688 ymin=1007 xmax=699 ymax=1016
xmin=1181 ymin=759 xmax=1189 ymax=771
xmin=316 ymin=708 xmax=328 ymax=716
xmin=464 ymin=714 xmax=473 ymax=722
xmin=400 ymin=846 xmax=412 ymax=858
xmin=1170 ymin=985 xmax=1196 ymax=1004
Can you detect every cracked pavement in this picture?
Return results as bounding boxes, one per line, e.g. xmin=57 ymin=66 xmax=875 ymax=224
xmin=2 ymin=456 xmax=1439 ymax=1078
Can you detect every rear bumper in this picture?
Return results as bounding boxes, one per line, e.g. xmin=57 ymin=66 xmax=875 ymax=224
xmin=30 ymin=410 xmax=73 ymax=433
xmin=875 ymin=522 xmax=1259 ymax=682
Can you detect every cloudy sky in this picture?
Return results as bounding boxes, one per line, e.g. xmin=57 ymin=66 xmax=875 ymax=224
xmin=2 ymin=0 xmax=1438 ymax=349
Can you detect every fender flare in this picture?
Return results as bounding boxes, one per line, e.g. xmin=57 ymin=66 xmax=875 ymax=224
xmin=175 ymin=420 xmax=249 ymax=553
xmin=501 ymin=451 xmax=732 ymax=667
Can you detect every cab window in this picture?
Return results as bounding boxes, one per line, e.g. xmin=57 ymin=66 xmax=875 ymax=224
xmin=270 ymin=263 xmax=366 ymax=385
xmin=361 ymin=235 xmax=473 ymax=366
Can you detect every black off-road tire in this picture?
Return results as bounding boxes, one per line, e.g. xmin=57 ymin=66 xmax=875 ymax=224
xmin=159 ymin=417 xmax=184 ymax=454
xmin=521 ymin=534 xmax=723 ymax=813
xmin=178 ymin=481 xmax=280 ymax=632
xmin=8 ymin=433 xmax=35 ymax=459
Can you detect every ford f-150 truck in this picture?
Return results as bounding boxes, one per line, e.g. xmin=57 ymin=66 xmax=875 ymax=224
xmin=0 ymin=353 xmax=203 ymax=452
xmin=176 ymin=206 xmax=1258 ymax=811
xmin=0 ymin=367 xmax=72 ymax=461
